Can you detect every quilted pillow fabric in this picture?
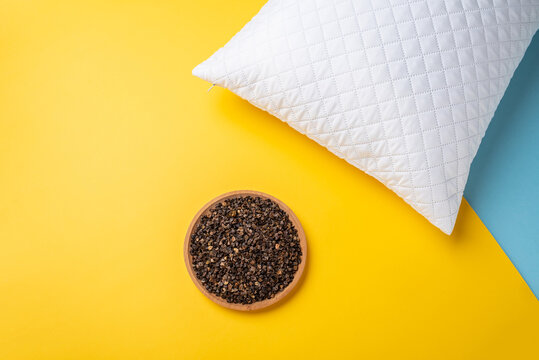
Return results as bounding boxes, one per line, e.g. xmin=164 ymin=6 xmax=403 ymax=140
xmin=193 ymin=0 xmax=539 ymax=234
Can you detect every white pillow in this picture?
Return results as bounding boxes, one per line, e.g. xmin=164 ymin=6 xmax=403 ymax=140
xmin=193 ymin=0 xmax=539 ymax=234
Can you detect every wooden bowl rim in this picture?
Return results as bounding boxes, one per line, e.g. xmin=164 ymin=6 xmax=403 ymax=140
xmin=184 ymin=190 xmax=307 ymax=311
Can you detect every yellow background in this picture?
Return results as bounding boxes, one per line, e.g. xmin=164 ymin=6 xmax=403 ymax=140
xmin=0 ymin=1 xmax=537 ymax=359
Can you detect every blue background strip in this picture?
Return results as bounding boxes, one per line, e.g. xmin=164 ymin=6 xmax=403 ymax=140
xmin=465 ymin=32 xmax=539 ymax=299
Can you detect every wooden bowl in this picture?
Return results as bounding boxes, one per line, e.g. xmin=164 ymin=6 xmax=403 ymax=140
xmin=184 ymin=190 xmax=307 ymax=311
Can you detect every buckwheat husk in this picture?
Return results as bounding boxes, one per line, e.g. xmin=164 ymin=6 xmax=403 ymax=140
xmin=189 ymin=196 xmax=302 ymax=305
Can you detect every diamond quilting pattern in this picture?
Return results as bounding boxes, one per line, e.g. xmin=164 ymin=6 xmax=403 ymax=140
xmin=193 ymin=0 xmax=539 ymax=234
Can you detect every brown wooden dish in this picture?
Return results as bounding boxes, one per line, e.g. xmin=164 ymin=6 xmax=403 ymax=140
xmin=184 ymin=190 xmax=307 ymax=311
